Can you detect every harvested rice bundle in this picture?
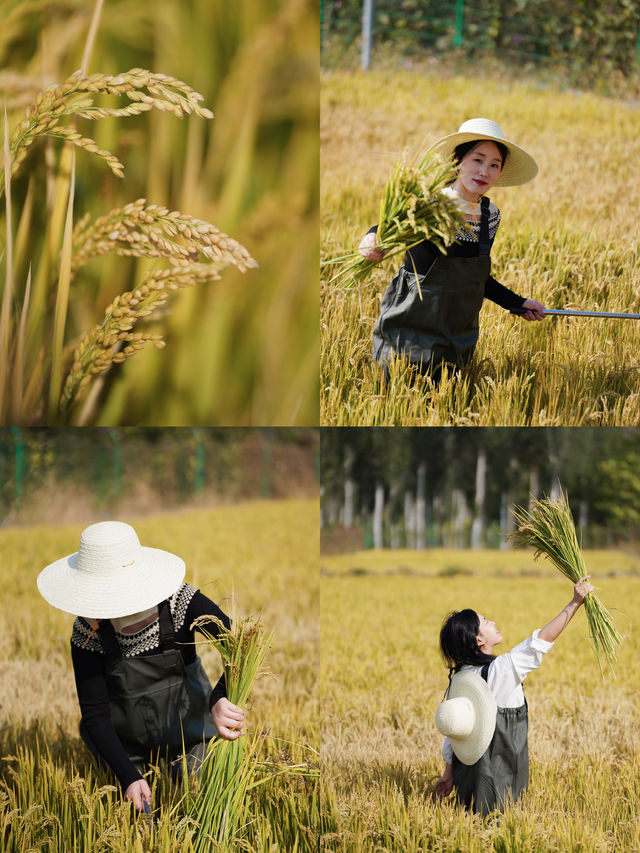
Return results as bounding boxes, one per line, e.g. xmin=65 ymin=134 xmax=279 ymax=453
xmin=510 ymin=492 xmax=623 ymax=677
xmin=188 ymin=613 xmax=272 ymax=851
xmin=329 ymin=152 xmax=467 ymax=289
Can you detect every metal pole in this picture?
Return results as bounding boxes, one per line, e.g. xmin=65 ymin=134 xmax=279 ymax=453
xmin=108 ymin=428 xmax=121 ymax=494
xmin=11 ymin=427 xmax=23 ymax=510
xmin=454 ymin=0 xmax=464 ymax=48
xmin=512 ymin=308 xmax=640 ymax=320
xmin=361 ymin=0 xmax=374 ymax=70
xmin=192 ymin=428 xmax=205 ymax=494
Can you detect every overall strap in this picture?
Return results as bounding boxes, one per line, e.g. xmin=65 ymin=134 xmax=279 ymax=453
xmin=478 ymin=196 xmax=491 ymax=256
xmin=480 ymin=662 xmax=490 ymax=682
xmin=97 ymin=619 xmax=122 ymax=663
xmin=157 ymin=599 xmax=176 ymax=652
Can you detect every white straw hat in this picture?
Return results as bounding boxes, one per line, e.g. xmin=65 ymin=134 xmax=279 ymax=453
xmin=37 ymin=521 xmax=185 ymax=619
xmin=435 ymin=669 xmax=497 ymax=765
xmin=426 ymin=118 xmax=538 ymax=187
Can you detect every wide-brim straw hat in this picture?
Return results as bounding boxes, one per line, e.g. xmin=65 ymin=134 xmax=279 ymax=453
xmin=435 ymin=669 xmax=497 ymax=765
xmin=426 ymin=118 xmax=538 ymax=187
xmin=37 ymin=521 xmax=185 ymax=619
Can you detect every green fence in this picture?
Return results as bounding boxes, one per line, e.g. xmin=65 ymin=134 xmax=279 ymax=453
xmin=321 ymin=0 xmax=640 ymax=79
xmin=0 ymin=428 xmax=319 ymax=521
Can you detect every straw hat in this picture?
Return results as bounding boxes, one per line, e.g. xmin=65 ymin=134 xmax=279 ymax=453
xmin=426 ymin=118 xmax=538 ymax=187
xmin=37 ymin=521 xmax=185 ymax=619
xmin=435 ymin=669 xmax=497 ymax=765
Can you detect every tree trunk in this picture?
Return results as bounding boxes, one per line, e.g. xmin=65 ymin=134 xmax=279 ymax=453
xmin=373 ymin=479 xmax=384 ymax=550
xmin=404 ymin=489 xmax=415 ymax=549
xmin=528 ymin=465 xmax=540 ymax=511
xmin=343 ymin=445 xmax=356 ymax=528
xmin=471 ymin=444 xmax=486 ymax=550
xmin=416 ymin=462 xmax=427 ymax=550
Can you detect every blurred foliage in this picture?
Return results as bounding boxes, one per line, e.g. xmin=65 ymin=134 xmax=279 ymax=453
xmin=322 ymin=0 xmax=640 ymax=90
xmin=0 ymin=426 xmax=319 ymax=521
xmin=0 ymin=0 xmax=318 ymax=425
xmin=321 ymin=427 xmax=640 ymax=545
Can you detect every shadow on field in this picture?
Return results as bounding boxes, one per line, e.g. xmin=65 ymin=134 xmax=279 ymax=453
xmin=333 ymin=759 xmax=438 ymax=803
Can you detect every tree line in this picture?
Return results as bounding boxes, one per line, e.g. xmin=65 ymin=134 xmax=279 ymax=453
xmin=321 ymin=428 xmax=640 ymax=549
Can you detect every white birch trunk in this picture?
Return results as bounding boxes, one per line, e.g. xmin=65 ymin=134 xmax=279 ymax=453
xmin=373 ymin=480 xmax=384 ymax=550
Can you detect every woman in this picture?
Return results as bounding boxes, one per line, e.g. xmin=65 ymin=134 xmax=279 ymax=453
xmin=434 ymin=575 xmax=594 ymax=815
xmin=362 ymin=117 xmax=546 ymax=382
xmin=37 ymin=521 xmax=245 ymax=812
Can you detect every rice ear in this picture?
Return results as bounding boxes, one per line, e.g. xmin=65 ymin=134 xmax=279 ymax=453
xmin=510 ymin=490 xmax=623 ymax=678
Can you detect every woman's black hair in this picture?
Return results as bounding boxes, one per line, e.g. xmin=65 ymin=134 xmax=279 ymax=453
xmin=453 ymin=139 xmax=509 ymax=169
xmin=439 ymin=609 xmax=496 ymax=674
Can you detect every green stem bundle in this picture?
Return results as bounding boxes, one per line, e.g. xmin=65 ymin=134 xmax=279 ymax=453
xmin=510 ymin=492 xmax=623 ymax=678
xmin=188 ymin=613 xmax=272 ymax=851
xmin=328 ymin=151 xmax=468 ymax=289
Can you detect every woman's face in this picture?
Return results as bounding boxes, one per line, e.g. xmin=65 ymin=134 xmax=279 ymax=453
xmin=457 ymin=141 xmax=504 ymax=198
xmin=476 ymin=613 xmax=502 ymax=651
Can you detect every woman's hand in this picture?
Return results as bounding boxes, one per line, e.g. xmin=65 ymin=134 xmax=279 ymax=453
xmin=434 ymin=763 xmax=454 ymax=798
xmin=212 ymin=697 xmax=245 ymax=740
xmin=358 ymin=231 xmax=385 ymax=262
xmin=125 ymin=778 xmax=151 ymax=812
xmin=520 ymin=298 xmax=546 ymax=321
xmin=572 ymin=575 xmax=594 ymax=606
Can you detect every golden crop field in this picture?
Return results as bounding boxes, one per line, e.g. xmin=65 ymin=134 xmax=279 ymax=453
xmin=321 ymin=69 xmax=640 ymax=426
xmin=0 ymin=498 xmax=319 ymax=852
xmin=320 ymin=549 xmax=640 ymax=851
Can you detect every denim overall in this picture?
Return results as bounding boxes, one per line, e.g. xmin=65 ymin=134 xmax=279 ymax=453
xmin=372 ymin=196 xmax=491 ymax=375
xmin=452 ymin=662 xmax=529 ymax=816
xmin=81 ymin=599 xmax=217 ymax=771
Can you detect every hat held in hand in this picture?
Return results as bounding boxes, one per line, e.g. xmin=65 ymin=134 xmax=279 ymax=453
xmin=435 ymin=670 xmax=497 ymax=765
xmin=37 ymin=521 xmax=185 ymax=619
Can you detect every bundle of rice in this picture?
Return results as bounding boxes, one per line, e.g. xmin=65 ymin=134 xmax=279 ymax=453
xmin=510 ymin=492 xmax=623 ymax=677
xmin=188 ymin=613 xmax=272 ymax=851
xmin=328 ymin=152 xmax=468 ymax=290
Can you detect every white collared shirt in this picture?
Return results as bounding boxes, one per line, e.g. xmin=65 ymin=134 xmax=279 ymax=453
xmin=442 ymin=629 xmax=554 ymax=764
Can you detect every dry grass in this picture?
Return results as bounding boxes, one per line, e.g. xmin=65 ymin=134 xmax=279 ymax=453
xmin=321 ymin=549 xmax=640 ymax=851
xmin=321 ymin=68 xmax=640 ymax=426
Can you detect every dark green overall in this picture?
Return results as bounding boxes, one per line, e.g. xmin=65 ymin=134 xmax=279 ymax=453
xmin=87 ymin=599 xmax=217 ymax=769
xmin=453 ymin=662 xmax=529 ymax=816
xmin=372 ymin=196 xmax=491 ymax=375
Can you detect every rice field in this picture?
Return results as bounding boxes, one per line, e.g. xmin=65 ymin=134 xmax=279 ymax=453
xmin=321 ymin=69 xmax=640 ymax=426
xmin=320 ymin=548 xmax=640 ymax=852
xmin=0 ymin=498 xmax=319 ymax=852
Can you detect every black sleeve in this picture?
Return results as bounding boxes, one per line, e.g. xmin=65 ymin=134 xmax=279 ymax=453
xmin=484 ymin=275 xmax=526 ymax=311
xmin=71 ymin=642 xmax=143 ymax=792
xmin=187 ymin=590 xmax=231 ymax=709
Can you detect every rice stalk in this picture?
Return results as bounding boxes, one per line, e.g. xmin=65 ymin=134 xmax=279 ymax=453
xmin=48 ymin=146 xmax=75 ymax=422
xmin=187 ymin=613 xmax=272 ymax=851
xmin=510 ymin=491 xmax=623 ymax=677
xmin=327 ymin=151 xmax=468 ymax=290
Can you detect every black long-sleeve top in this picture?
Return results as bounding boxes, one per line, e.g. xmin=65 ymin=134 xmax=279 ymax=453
xmin=71 ymin=583 xmax=229 ymax=791
xmin=367 ymin=203 xmax=526 ymax=311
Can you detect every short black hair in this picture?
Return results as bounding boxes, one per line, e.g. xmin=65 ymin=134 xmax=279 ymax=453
xmin=439 ymin=609 xmax=496 ymax=673
xmin=453 ymin=139 xmax=508 ymax=169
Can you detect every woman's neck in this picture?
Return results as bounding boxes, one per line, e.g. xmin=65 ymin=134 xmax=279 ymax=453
xmin=451 ymin=179 xmax=482 ymax=205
